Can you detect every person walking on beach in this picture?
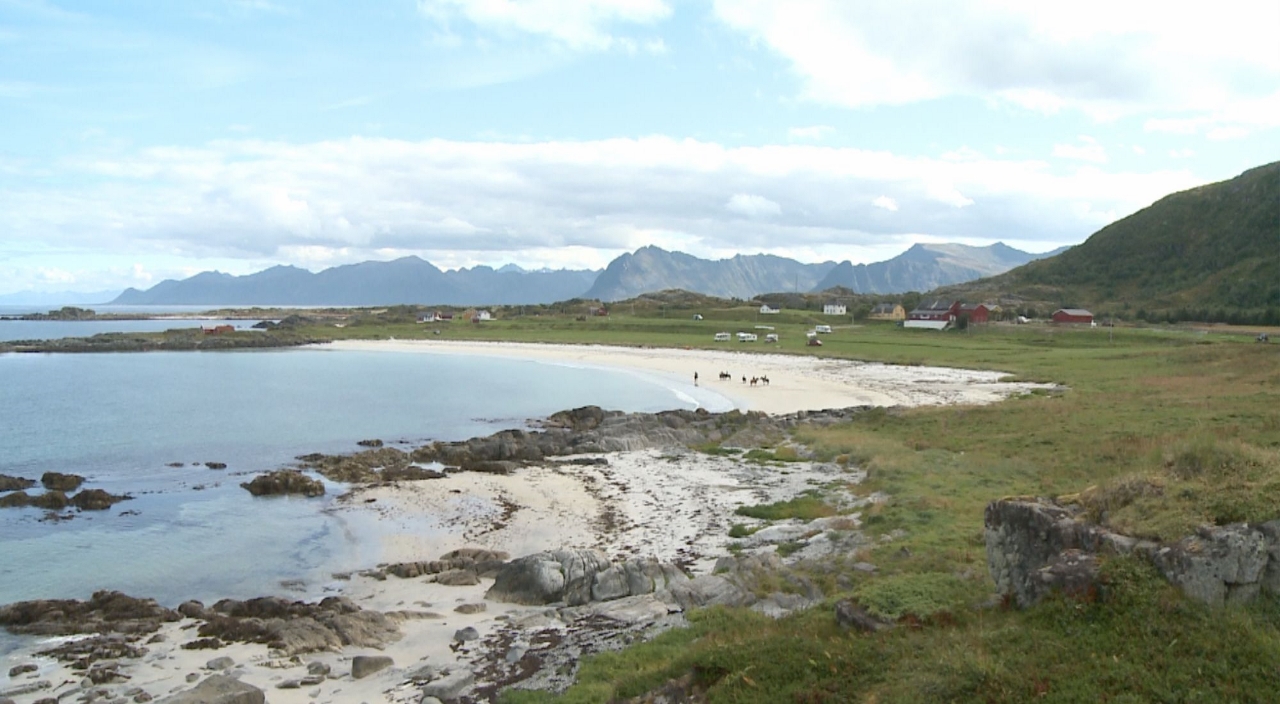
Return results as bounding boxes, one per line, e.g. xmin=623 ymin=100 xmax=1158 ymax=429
xmin=694 ymin=371 xmax=699 ymax=386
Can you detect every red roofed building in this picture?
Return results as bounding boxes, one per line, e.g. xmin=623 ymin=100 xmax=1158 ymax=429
xmin=1052 ymin=309 xmax=1094 ymax=324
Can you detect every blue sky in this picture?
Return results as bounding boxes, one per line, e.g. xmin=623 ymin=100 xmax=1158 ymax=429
xmin=1 ymin=0 xmax=1277 ymax=294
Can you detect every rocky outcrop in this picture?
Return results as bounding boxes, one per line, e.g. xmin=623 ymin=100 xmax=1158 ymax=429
xmin=239 ymin=470 xmax=325 ymax=497
xmin=985 ymin=498 xmax=1280 ymax=608
xmin=350 ymin=655 xmax=393 ymax=679
xmin=192 ymin=596 xmax=402 ymax=656
xmin=40 ymin=472 xmax=85 ymax=491
xmin=157 ymin=675 xmax=264 ymax=704
xmin=0 ymin=474 xmax=35 ymax=492
xmin=486 ymin=550 xmax=690 ymax=607
xmin=0 ymin=591 xmax=180 ymax=636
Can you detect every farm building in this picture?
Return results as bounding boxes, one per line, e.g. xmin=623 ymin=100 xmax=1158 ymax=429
xmin=868 ymin=303 xmax=906 ymax=321
xmin=823 ymin=303 xmax=847 ymax=316
xmin=907 ymin=299 xmax=960 ymax=322
xmin=759 ymin=304 xmax=780 ymax=315
xmin=957 ymin=303 xmax=990 ymax=325
xmin=1052 ymin=308 xmax=1094 ymax=324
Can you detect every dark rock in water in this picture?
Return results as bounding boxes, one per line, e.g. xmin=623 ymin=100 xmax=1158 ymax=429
xmin=356 ymin=439 xmax=383 ymax=448
xmin=239 ymin=471 xmax=324 ymax=497
xmin=203 ymin=463 xmax=227 ymax=470
xmin=71 ymin=489 xmax=131 ymax=511
xmin=167 ymin=463 xmax=185 ymax=468
xmin=296 ymin=447 xmax=410 ymax=483
xmin=0 ymin=491 xmax=32 ymax=508
xmin=8 ymin=663 xmax=37 ymax=677
xmin=40 ymin=472 xmax=84 ymax=492
xmin=0 ymin=490 xmax=76 ymax=511
xmin=350 ymin=655 xmax=393 ymax=679
xmin=0 ymin=474 xmax=35 ymax=492
xmin=0 ymin=590 xmax=180 ymax=636
xmin=156 ymin=674 xmax=264 ymax=704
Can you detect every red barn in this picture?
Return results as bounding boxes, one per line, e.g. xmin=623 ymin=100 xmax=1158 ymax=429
xmin=907 ymin=299 xmax=960 ymax=322
xmin=1052 ymin=308 xmax=1094 ymax=324
xmin=957 ymin=303 xmax=990 ymax=325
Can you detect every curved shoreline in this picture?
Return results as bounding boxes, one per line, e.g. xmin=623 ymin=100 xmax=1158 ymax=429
xmin=321 ymin=339 xmax=1049 ymax=415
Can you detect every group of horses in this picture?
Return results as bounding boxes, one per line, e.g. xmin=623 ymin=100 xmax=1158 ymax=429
xmin=716 ymin=371 xmax=770 ymax=386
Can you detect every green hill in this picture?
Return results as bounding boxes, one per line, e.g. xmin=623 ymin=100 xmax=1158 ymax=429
xmin=941 ymin=161 xmax=1280 ymax=324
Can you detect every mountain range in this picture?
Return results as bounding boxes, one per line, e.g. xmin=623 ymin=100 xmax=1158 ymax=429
xmin=110 ymin=242 xmax=1058 ymax=306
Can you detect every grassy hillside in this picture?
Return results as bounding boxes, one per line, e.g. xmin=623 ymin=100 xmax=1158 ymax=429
xmin=942 ymin=161 xmax=1280 ymax=323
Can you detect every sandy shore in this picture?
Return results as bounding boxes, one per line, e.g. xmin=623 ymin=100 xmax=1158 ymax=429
xmin=324 ymin=339 xmax=1048 ymax=414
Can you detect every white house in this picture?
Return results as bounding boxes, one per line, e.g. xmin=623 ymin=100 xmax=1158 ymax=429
xmin=759 ymin=305 xmax=780 ymax=315
xmin=475 ymin=310 xmax=492 ymax=321
xmin=823 ymin=303 xmax=847 ymax=316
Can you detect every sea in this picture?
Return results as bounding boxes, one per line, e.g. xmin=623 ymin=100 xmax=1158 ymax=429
xmin=0 ymin=316 xmax=733 ymax=654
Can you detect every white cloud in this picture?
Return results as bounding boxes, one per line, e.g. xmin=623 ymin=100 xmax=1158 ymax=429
xmin=417 ymin=0 xmax=673 ymax=52
xmin=725 ymin=193 xmax=782 ymax=217
xmin=1052 ymin=136 xmax=1108 ymax=164
xmin=711 ymin=0 xmax=1280 ymax=123
xmin=788 ymin=125 xmax=835 ymax=141
xmin=872 ymin=195 xmax=898 ymax=212
xmin=1169 ymin=148 xmax=1195 ymax=158
xmin=0 ymin=136 xmax=1206 ymax=284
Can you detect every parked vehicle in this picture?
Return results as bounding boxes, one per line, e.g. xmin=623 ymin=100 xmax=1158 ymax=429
xmin=814 ymin=325 xmax=833 ymax=334
xmin=765 ymin=333 xmax=779 ymax=343
xmin=714 ymin=332 xmax=731 ymax=341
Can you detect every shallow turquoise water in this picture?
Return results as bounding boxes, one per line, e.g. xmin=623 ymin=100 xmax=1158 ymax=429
xmin=0 ymin=347 xmax=730 ymax=613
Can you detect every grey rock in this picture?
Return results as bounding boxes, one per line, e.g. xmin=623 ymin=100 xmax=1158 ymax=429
xmin=134 ymin=694 xmax=153 ymax=703
xmin=834 ymin=599 xmax=889 ymax=632
xmin=298 ymin=675 xmax=325 ymax=687
xmin=8 ymin=663 xmax=37 ymax=677
xmin=305 ymin=662 xmax=330 ymax=676
xmin=274 ymin=681 xmax=301 ymax=690
xmin=486 ymin=549 xmax=612 ymax=606
xmin=504 ymin=646 xmax=527 ymax=664
xmin=0 ymin=680 xmax=50 ymax=698
xmin=433 ymin=570 xmax=479 ymax=587
xmin=452 ymin=626 xmax=479 ymax=643
xmin=420 ymin=698 xmax=443 ymax=704
xmin=452 ymin=603 xmax=485 ymax=615
xmin=418 ymin=671 xmax=474 ymax=702
xmin=156 ymin=676 xmax=264 ymax=704
xmin=185 ymin=674 xmax=199 ymax=683
xmin=203 ymin=657 xmax=234 ymax=671
xmin=350 ymin=655 xmax=394 ymax=680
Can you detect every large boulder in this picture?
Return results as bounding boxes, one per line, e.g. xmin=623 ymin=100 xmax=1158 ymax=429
xmin=157 ymin=675 xmax=264 ymax=704
xmin=488 ymin=550 xmax=689 ymax=607
xmin=240 ymin=470 xmax=324 ymax=497
xmin=487 ymin=549 xmax=613 ymax=606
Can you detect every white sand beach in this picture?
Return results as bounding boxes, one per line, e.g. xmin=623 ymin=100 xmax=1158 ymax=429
xmin=324 ymin=339 xmax=1048 ymax=414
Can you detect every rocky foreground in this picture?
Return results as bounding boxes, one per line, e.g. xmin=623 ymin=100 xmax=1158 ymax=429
xmin=0 ymin=406 xmax=885 ymax=704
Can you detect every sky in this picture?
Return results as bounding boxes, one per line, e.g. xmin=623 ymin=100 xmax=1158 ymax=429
xmin=1 ymin=0 xmax=1277 ymax=295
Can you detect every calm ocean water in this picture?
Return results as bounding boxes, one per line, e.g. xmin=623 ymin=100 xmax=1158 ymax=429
xmin=0 ymin=348 xmax=732 ymax=626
